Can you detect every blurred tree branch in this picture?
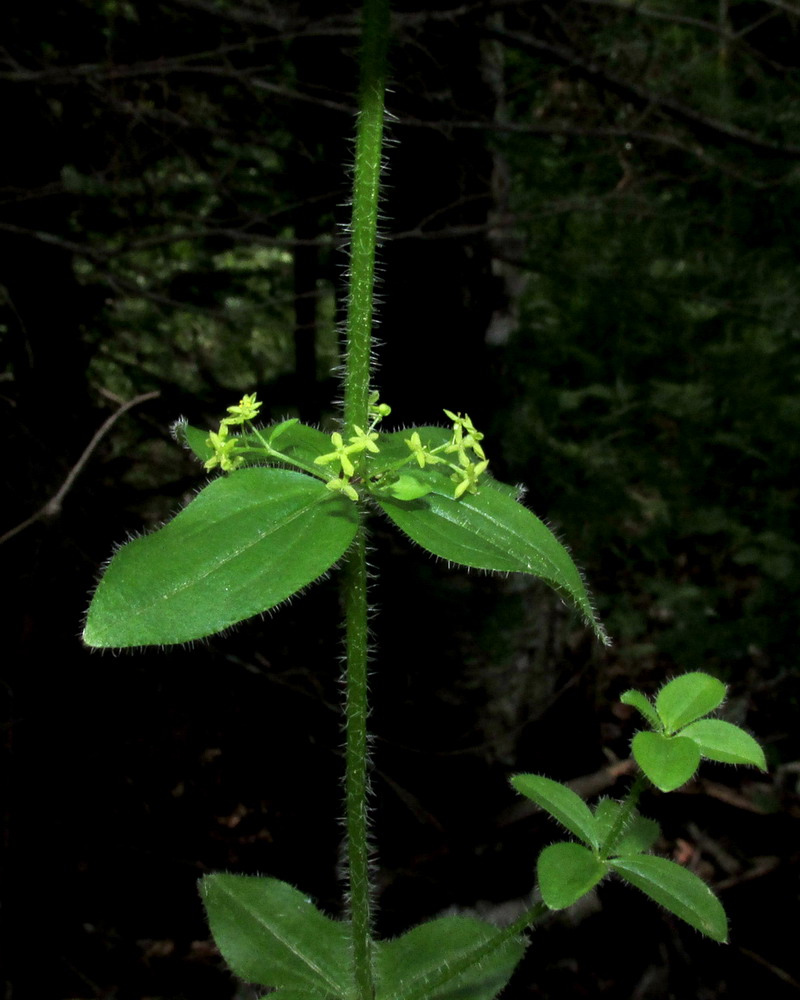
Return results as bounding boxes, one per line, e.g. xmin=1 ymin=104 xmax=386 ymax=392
xmin=0 ymin=391 xmax=160 ymax=547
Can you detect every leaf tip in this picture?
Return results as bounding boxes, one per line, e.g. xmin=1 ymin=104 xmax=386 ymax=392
xmin=170 ymin=414 xmax=188 ymax=442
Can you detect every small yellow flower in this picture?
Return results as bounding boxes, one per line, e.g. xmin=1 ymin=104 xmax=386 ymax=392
xmin=325 ymin=477 xmax=359 ymax=502
xmin=405 ymin=431 xmax=443 ymax=469
xmin=204 ymin=424 xmax=242 ymax=472
xmin=451 ymin=457 xmax=489 ymax=499
xmin=443 ymin=410 xmax=486 ymax=462
xmin=222 ymin=393 xmax=262 ymax=426
xmin=314 ymin=432 xmax=362 ymax=477
xmin=349 ymin=425 xmax=380 ymax=454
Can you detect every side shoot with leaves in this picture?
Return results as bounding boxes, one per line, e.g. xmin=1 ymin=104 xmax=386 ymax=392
xmin=514 ymin=671 xmax=766 ymax=944
xmin=82 ymin=1 xmax=767 ymax=997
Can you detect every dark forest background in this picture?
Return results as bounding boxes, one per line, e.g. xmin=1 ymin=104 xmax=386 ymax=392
xmin=2 ymin=1 xmax=799 ymax=998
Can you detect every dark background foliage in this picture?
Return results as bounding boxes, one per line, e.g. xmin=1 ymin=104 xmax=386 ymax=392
xmin=2 ymin=2 xmax=799 ymax=997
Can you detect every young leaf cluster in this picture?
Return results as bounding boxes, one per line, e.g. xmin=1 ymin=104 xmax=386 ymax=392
xmin=622 ymin=672 xmax=766 ymax=792
xmin=511 ymin=672 xmax=766 ymax=944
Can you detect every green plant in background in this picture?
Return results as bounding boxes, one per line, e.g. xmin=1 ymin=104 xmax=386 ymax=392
xmin=513 ymin=671 xmax=765 ymax=943
xmin=82 ymin=1 xmax=766 ymax=997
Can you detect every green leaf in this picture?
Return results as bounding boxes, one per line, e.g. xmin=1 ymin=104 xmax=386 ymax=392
xmin=610 ymin=855 xmax=728 ymax=942
xmin=378 ymin=916 xmax=525 ymax=1000
xmin=632 ymin=732 xmax=701 ymax=792
xmin=83 ymin=468 xmax=358 ymax=648
xmin=537 ymin=843 xmax=607 ymax=909
xmin=511 ymin=774 xmax=599 ymax=849
xmin=367 ymin=428 xmax=521 ymax=503
xmin=368 ymin=426 xmax=447 ymax=473
xmin=257 ymin=993 xmax=322 ymax=1000
xmin=380 ymin=471 xmax=435 ymax=500
xmin=620 ymin=689 xmax=661 ymax=731
xmin=200 ymin=874 xmax=351 ymax=995
xmin=268 ymin=417 xmax=300 ymax=444
xmin=376 ymin=485 xmax=609 ymax=646
xmin=656 ymin=672 xmax=726 ymax=733
xmin=593 ymin=799 xmax=660 ymax=855
xmin=256 ymin=993 xmax=322 ymax=1000
xmin=175 ymin=420 xmax=213 ymax=463
xmin=177 ymin=420 xmax=332 ymax=470
xmin=274 ymin=422 xmax=335 ymax=465
xmin=681 ymin=719 xmax=766 ymax=770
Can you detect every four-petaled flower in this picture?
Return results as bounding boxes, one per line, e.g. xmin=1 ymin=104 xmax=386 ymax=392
xmin=223 ymin=393 xmax=262 ymax=426
xmin=451 ymin=455 xmax=489 ymax=499
xmin=325 ymin=477 xmax=359 ymax=502
xmin=205 ymin=424 xmax=242 ymax=472
xmin=405 ymin=431 xmax=444 ymax=469
xmin=314 ymin=432 xmax=363 ymax=477
xmin=443 ymin=410 xmax=486 ymax=463
xmin=349 ymin=425 xmax=380 ymax=454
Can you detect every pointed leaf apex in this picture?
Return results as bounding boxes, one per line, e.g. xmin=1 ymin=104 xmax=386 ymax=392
xmin=681 ymin=719 xmax=767 ymax=770
xmin=620 ymin=689 xmax=661 ymax=730
xmin=511 ymin=774 xmax=600 ymax=849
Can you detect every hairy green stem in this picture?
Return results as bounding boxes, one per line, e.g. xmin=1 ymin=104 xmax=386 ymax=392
xmin=397 ymin=901 xmax=547 ymax=1000
xmin=599 ymin=772 xmax=647 ymax=860
xmin=239 ymin=432 xmax=328 ymax=480
xmin=343 ymin=527 xmax=373 ymax=1000
xmin=343 ymin=0 xmax=389 ymax=437
xmin=341 ymin=2 xmax=390 ymax=999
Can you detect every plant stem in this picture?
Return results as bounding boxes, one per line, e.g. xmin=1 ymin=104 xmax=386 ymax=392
xmin=341 ymin=3 xmax=390 ymax=999
xmin=343 ymin=527 xmax=373 ymax=1000
xmin=598 ymin=772 xmax=647 ymax=860
xmin=397 ymin=901 xmax=547 ymax=1000
xmin=343 ymin=0 xmax=389 ymax=437
xmin=245 ymin=426 xmax=330 ymax=480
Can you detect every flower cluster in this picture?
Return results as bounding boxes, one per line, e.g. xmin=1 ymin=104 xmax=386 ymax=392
xmin=315 ymin=426 xmax=380 ymax=500
xmin=442 ymin=411 xmax=488 ymax=498
xmin=405 ymin=431 xmax=444 ymax=469
xmin=205 ymin=424 xmax=242 ymax=472
xmin=223 ymin=393 xmax=262 ymax=426
xmin=403 ymin=411 xmax=489 ymax=498
xmin=203 ymin=391 xmax=489 ymax=501
xmin=204 ymin=393 xmax=263 ymax=472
